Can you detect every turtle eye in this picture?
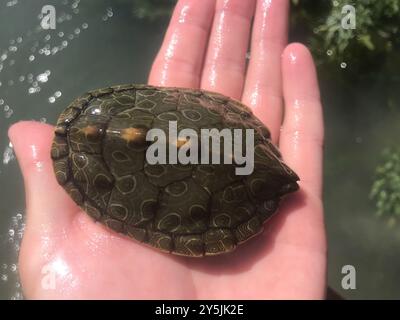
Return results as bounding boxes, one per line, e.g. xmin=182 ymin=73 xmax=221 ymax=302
xmin=279 ymin=182 xmax=299 ymax=195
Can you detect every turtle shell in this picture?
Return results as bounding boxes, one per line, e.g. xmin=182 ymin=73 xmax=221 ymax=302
xmin=51 ymin=84 xmax=299 ymax=257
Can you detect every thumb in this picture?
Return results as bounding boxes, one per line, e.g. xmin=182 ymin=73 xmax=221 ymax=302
xmin=8 ymin=121 xmax=79 ymax=232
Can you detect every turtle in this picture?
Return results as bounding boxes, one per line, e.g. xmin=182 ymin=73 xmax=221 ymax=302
xmin=51 ymin=84 xmax=299 ymax=257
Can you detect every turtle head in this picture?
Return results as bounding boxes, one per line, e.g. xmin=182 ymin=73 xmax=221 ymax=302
xmin=278 ymin=181 xmax=300 ymax=196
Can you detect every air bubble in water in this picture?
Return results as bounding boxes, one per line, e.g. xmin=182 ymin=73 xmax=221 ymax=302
xmin=82 ymin=23 xmax=88 ymax=29
xmin=11 ymin=217 xmax=18 ymax=226
xmin=1 ymin=274 xmax=8 ymax=282
xmin=11 ymin=292 xmax=23 ymax=300
xmin=40 ymin=117 xmax=47 ymax=123
xmin=29 ymin=55 xmax=35 ymax=62
xmin=37 ymin=72 xmax=49 ymax=82
xmin=28 ymin=87 xmax=40 ymax=94
xmin=55 ymin=91 xmax=62 ymax=98
xmin=340 ymin=62 xmax=347 ymax=69
xmin=3 ymin=143 xmax=15 ymax=164
xmin=4 ymin=108 xmax=14 ymax=118
xmin=9 ymin=229 xmax=15 ymax=237
xmin=6 ymin=0 xmax=18 ymax=7
xmin=49 ymin=96 xmax=56 ymax=103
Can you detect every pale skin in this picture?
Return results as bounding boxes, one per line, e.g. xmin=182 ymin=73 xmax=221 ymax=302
xmin=9 ymin=0 xmax=326 ymax=299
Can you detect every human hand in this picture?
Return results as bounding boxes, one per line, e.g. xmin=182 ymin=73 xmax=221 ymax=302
xmin=10 ymin=0 xmax=326 ymax=299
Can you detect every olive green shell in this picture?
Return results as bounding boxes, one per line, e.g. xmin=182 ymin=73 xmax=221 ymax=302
xmin=51 ymin=84 xmax=299 ymax=257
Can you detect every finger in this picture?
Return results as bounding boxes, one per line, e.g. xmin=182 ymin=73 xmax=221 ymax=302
xmin=280 ymin=43 xmax=324 ymax=197
xmin=242 ymin=0 xmax=289 ymax=143
xmin=8 ymin=121 xmax=78 ymax=232
xmin=149 ymin=0 xmax=216 ymax=88
xmin=201 ymin=0 xmax=256 ymax=99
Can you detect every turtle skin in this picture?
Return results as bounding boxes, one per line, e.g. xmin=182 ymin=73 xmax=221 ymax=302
xmin=51 ymin=84 xmax=299 ymax=257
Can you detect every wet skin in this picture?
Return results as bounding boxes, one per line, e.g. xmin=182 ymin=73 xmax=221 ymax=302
xmin=9 ymin=0 xmax=326 ymax=299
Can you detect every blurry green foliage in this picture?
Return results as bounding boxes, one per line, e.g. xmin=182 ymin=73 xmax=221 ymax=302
xmin=307 ymin=0 xmax=399 ymax=56
xmin=291 ymin=0 xmax=400 ymax=80
xmin=130 ymin=0 xmax=176 ymax=21
xmin=291 ymin=0 xmax=400 ymax=114
xmin=370 ymin=149 xmax=400 ymax=222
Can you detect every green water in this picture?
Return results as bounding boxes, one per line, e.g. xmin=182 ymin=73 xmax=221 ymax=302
xmin=0 ymin=0 xmax=399 ymax=299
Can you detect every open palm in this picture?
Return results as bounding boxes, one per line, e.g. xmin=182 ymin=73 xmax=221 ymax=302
xmin=10 ymin=0 xmax=326 ymax=299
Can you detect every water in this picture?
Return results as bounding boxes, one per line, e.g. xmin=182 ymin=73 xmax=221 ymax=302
xmin=0 ymin=212 xmax=24 ymax=300
xmin=322 ymin=77 xmax=400 ymax=299
xmin=1 ymin=0 xmax=399 ymax=299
